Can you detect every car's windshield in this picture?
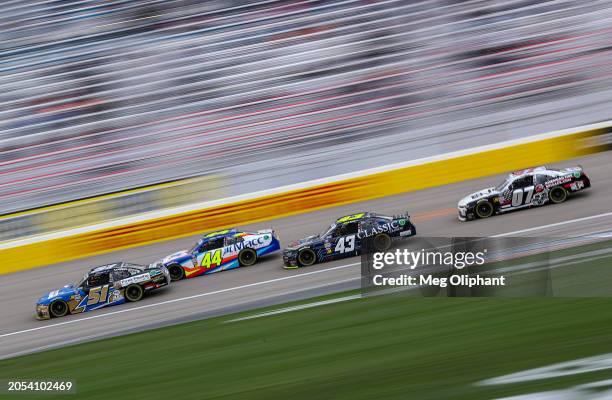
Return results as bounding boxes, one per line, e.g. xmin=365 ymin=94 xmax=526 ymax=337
xmin=189 ymin=240 xmax=203 ymax=253
xmin=75 ymin=273 xmax=87 ymax=288
xmin=322 ymin=223 xmax=336 ymax=237
xmin=495 ymin=178 xmax=510 ymax=191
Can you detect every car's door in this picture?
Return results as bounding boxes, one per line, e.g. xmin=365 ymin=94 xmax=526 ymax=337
xmin=222 ymin=235 xmax=245 ymax=270
xmin=508 ymin=175 xmax=535 ymax=208
xmin=195 ymin=237 xmax=225 ymax=273
xmin=83 ymin=272 xmax=112 ymax=309
xmin=331 ymin=221 xmax=359 ymax=258
xmin=110 ymin=268 xmax=132 ymax=303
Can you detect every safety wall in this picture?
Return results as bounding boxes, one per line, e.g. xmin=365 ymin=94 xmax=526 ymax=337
xmin=0 ymin=123 xmax=609 ymax=274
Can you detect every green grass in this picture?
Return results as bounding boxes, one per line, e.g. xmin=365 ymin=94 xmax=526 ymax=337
xmin=3 ymin=296 xmax=612 ymax=399
xmin=3 ymin=241 xmax=612 ymax=399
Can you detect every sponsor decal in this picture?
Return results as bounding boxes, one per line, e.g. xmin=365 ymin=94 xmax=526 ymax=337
xmin=531 ymin=191 xmax=548 ymax=206
xmin=120 ymin=273 xmax=151 ymax=287
xmin=108 ymin=290 xmax=122 ymax=303
xmin=573 ymin=171 xmax=581 ymax=178
xmin=225 ymin=236 xmax=266 ymax=253
xmin=357 ymin=221 xmax=400 ymax=239
xmin=535 ymin=184 xmax=544 ymax=193
xmin=545 ymin=175 xmax=572 ymax=188
xmin=398 ymin=219 xmax=406 ymax=226
xmin=570 ymin=180 xmax=585 ymax=191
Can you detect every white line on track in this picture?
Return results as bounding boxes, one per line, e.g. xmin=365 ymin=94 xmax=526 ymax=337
xmin=492 ymin=211 xmax=612 ymax=237
xmin=0 ymin=262 xmax=360 ymax=339
xmin=3 ymin=211 xmax=612 ymax=340
xmin=225 ymin=294 xmax=361 ymax=323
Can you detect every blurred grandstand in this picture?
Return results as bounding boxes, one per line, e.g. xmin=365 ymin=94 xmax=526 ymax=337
xmin=1 ymin=0 xmax=611 ymax=215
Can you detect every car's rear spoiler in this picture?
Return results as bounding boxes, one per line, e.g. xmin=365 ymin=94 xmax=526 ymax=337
xmin=393 ymin=212 xmax=411 ymax=219
xmin=257 ymin=228 xmax=278 ymax=239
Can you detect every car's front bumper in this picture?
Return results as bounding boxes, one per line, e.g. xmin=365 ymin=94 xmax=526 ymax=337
xmin=457 ymin=206 xmax=475 ymax=222
xmin=282 ymin=250 xmax=299 ymax=269
xmin=35 ymin=304 xmax=50 ymax=320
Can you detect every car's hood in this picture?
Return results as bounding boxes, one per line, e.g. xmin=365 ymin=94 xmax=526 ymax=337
xmin=162 ymin=249 xmax=191 ymax=264
xmin=37 ymin=286 xmax=77 ymax=305
xmin=286 ymin=235 xmax=320 ymax=250
xmin=458 ymin=187 xmax=498 ymax=207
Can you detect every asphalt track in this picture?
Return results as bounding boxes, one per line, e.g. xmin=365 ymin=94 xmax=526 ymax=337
xmin=0 ymin=152 xmax=611 ymax=359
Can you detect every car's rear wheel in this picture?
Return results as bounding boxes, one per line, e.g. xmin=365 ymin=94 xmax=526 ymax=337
xmin=49 ymin=300 xmax=68 ymax=318
xmin=297 ymin=248 xmax=316 ymax=267
xmin=238 ymin=248 xmax=258 ymax=266
xmin=475 ymin=200 xmax=494 ymax=219
xmin=373 ymin=233 xmax=392 ymax=252
xmin=549 ymin=186 xmax=568 ymax=204
xmin=168 ymin=264 xmax=185 ymax=281
xmin=125 ymin=284 xmax=144 ymax=302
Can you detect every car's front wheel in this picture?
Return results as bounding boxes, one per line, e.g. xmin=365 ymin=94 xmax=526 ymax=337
xmin=125 ymin=284 xmax=144 ymax=302
xmin=49 ymin=300 xmax=68 ymax=318
xmin=549 ymin=186 xmax=568 ymax=204
xmin=168 ymin=264 xmax=185 ymax=281
xmin=238 ymin=248 xmax=258 ymax=266
xmin=297 ymin=248 xmax=317 ymax=267
xmin=475 ymin=200 xmax=494 ymax=219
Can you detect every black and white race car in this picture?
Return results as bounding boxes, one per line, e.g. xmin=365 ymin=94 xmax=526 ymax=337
xmin=457 ymin=166 xmax=590 ymax=221
xmin=282 ymin=212 xmax=416 ymax=268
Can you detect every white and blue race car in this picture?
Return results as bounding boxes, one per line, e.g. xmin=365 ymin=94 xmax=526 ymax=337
xmin=154 ymin=228 xmax=280 ymax=281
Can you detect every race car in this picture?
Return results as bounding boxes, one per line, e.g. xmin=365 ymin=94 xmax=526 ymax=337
xmin=457 ymin=165 xmax=590 ymax=221
xmin=35 ymin=262 xmax=170 ymax=319
xmin=282 ymin=212 xmax=416 ymax=268
xmin=154 ymin=228 xmax=280 ymax=280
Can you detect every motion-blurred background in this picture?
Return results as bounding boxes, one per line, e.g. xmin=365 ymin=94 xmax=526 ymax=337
xmin=1 ymin=0 xmax=611 ymax=234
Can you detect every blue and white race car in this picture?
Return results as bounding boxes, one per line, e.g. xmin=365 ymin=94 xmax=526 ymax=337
xmin=36 ymin=262 xmax=170 ymax=319
xmin=154 ymin=228 xmax=281 ymax=281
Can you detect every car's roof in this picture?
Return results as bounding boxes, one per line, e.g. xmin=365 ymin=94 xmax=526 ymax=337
xmin=509 ymin=166 xmax=547 ymax=177
xmin=89 ymin=262 xmax=144 ymax=274
xmin=335 ymin=212 xmax=368 ymax=223
xmin=197 ymin=228 xmax=243 ymax=242
xmin=507 ymin=166 xmax=568 ymax=180
xmin=334 ymin=212 xmax=392 ymax=223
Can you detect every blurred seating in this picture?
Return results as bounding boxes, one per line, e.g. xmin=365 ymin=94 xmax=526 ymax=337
xmin=0 ymin=0 xmax=611 ymax=214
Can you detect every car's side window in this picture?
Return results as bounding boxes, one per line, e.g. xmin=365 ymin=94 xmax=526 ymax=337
xmin=328 ymin=225 xmax=341 ymax=238
xmin=340 ymin=222 xmax=359 ymax=236
xmin=534 ymin=174 xmax=547 ymax=184
xmin=87 ymin=272 xmax=110 ymax=287
xmin=113 ymin=269 xmax=131 ymax=281
xmin=200 ymin=237 xmax=224 ymax=252
xmin=513 ymin=175 xmax=534 ymax=189
xmin=224 ymin=236 xmax=244 ymax=246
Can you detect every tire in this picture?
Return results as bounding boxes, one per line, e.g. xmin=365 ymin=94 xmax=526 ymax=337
xmin=297 ymin=248 xmax=317 ymax=267
xmin=373 ymin=233 xmax=392 ymax=252
xmin=49 ymin=300 xmax=68 ymax=318
xmin=238 ymin=248 xmax=258 ymax=266
xmin=549 ymin=186 xmax=567 ymax=204
xmin=125 ymin=284 xmax=144 ymax=302
xmin=168 ymin=264 xmax=185 ymax=281
xmin=475 ymin=200 xmax=494 ymax=219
